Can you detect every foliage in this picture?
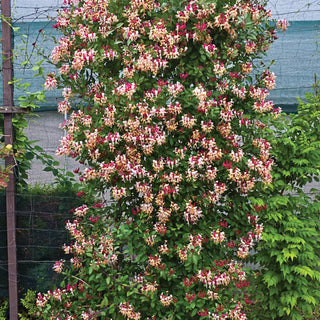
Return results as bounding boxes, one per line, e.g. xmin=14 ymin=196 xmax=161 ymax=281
xmin=0 ymin=300 xmax=8 ymax=320
xmin=19 ymin=290 xmax=38 ymax=320
xmin=0 ymin=25 xmax=70 ymax=190
xmin=34 ymin=0 xmax=289 ymax=319
xmin=0 ymin=140 xmax=13 ymax=188
xmin=246 ymin=81 xmax=320 ymax=320
xmin=0 ymin=97 xmax=74 ymax=191
xmin=2 ymin=290 xmax=38 ymax=320
xmin=0 ymin=19 xmax=42 ymax=190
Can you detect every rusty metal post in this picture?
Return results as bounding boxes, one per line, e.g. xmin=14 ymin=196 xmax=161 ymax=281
xmin=1 ymin=0 xmax=18 ymax=318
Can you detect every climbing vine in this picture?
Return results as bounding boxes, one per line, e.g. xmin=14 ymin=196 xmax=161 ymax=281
xmin=32 ymin=0 xmax=289 ymax=319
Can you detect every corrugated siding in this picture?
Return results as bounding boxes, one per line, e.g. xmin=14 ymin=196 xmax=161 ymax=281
xmin=0 ymin=20 xmax=319 ymax=112
xmin=266 ymin=20 xmax=320 ymax=108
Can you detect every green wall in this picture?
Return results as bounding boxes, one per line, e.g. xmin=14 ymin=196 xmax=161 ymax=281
xmin=0 ymin=20 xmax=319 ymax=112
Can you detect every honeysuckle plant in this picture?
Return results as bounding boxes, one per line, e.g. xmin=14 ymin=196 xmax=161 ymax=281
xmin=0 ymin=140 xmax=13 ymax=188
xmin=36 ymin=0 xmax=287 ymax=319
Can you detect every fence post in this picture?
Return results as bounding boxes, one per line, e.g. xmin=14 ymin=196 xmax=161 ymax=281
xmin=1 ymin=0 xmax=18 ymax=318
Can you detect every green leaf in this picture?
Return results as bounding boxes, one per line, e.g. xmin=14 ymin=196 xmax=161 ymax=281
xmin=293 ymin=266 xmax=314 ymax=278
xmin=282 ymin=248 xmax=298 ymax=261
xmin=191 ymin=308 xmax=198 ymax=316
xmin=101 ymin=296 xmax=109 ymax=307
xmin=25 ymin=152 xmax=34 ymax=160
xmin=263 ymin=271 xmax=281 ymax=287
xmin=66 ymin=171 xmax=74 ymax=177
xmin=192 ymin=254 xmax=198 ymax=265
xmin=88 ymin=266 xmax=94 ymax=275
xmin=301 ymin=295 xmax=316 ymax=305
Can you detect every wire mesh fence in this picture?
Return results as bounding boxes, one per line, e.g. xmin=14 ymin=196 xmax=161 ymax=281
xmin=0 ymin=191 xmax=82 ymax=298
xmin=24 ymin=111 xmax=80 ymax=185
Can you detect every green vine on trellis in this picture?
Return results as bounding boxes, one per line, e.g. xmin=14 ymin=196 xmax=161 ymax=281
xmin=0 ymin=22 xmax=74 ymax=191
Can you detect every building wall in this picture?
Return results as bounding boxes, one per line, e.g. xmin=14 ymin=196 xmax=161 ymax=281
xmin=24 ymin=111 xmax=81 ymax=185
xmin=12 ymin=0 xmax=63 ymax=22
xmin=13 ymin=0 xmax=319 ymax=21
xmin=7 ymin=0 xmax=319 ymax=110
xmin=266 ymin=0 xmax=320 ymax=21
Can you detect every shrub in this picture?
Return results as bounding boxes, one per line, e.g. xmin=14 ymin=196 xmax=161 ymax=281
xmin=35 ymin=0 xmax=287 ymax=319
xmin=246 ymin=82 xmax=320 ymax=320
xmin=0 ymin=299 xmax=8 ymax=320
xmin=19 ymin=290 xmax=38 ymax=320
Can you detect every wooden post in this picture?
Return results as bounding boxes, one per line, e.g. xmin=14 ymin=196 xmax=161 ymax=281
xmin=1 ymin=0 xmax=18 ymax=318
